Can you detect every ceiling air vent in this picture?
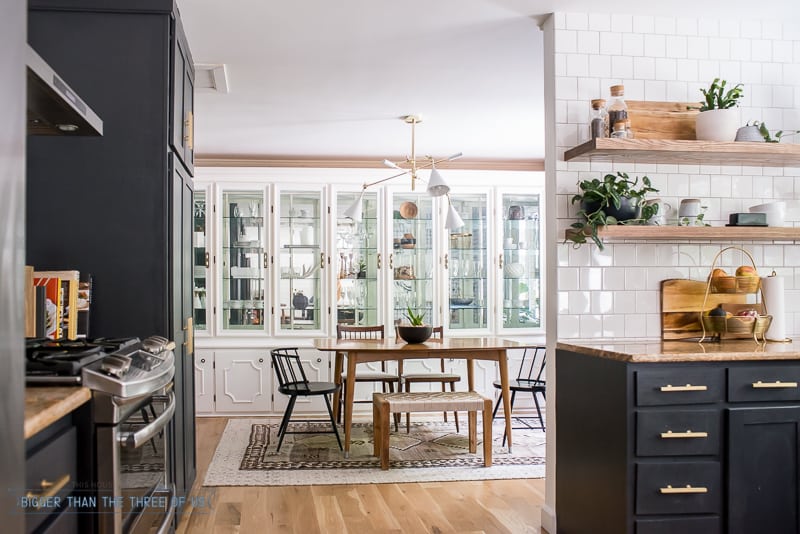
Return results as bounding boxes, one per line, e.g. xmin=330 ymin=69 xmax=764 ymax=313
xmin=195 ymin=64 xmax=229 ymax=93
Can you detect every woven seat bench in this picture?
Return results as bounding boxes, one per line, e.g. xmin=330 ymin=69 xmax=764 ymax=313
xmin=372 ymin=391 xmax=493 ymax=470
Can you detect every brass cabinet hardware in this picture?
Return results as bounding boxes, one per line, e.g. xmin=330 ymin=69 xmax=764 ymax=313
xmin=183 ymin=317 xmax=194 ymax=353
xmin=660 ymin=384 xmax=708 ymax=392
xmin=498 ymin=254 xmax=503 ymax=269
xmin=184 ymin=111 xmax=194 ymax=150
xmin=444 ymin=253 xmax=449 ymax=269
xmin=660 ymin=430 xmax=709 ymax=439
xmin=204 ymin=251 xmax=210 ymax=268
xmin=659 ymin=484 xmax=708 ymax=494
xmin=752 ymin=380 xmax=798 ymax=389
xmin=26 ymin=474 xmax=71 ymax=508
xmin=377 ymin=253 xmax=381 ymax=269
xmin=263 ymin=253 xmax=268 ymax=269
xmin=389 ymin=253 xmax=393 ymax=269
xmin=320 ymin=251 xmax=325 ymax=268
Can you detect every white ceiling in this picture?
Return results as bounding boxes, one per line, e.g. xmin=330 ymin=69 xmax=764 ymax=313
xmin=177 ymin=0 xmax=798 ymax=162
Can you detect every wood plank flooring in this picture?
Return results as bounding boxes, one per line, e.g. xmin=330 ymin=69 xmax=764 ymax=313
xmin=177 ymin=417 xmax=547 ymax=534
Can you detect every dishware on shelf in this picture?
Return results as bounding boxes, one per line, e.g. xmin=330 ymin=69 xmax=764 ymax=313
xmin=678 ymin=198 xmax=702 ymax=218
xmin=508 ymin=205 xmax=524 ymax=220
xmin=399 ymin=201 xmax=418 ymax=219
xmin=504 ymin=262 xmax=525 ymax=278
xmin=749 ymin=201 xmax=786 ymax=227
xmin=450 ymin=297 xmax=474 ymax=306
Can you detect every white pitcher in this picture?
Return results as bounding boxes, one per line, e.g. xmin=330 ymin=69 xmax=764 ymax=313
xmin=644 ymin=198 xmax=673 ymax=226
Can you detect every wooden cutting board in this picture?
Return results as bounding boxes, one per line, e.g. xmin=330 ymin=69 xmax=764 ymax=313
xmin=628 ymin=101 xmax=700 ymax=140
xmin=661 ymin=279 xmax=749 ymax=340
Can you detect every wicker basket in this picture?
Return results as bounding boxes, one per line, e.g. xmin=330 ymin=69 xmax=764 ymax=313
xmin=710 ymin=275 xmax=761 ymax=294
xmin=701 ymin=314 xmax=772 ymax=341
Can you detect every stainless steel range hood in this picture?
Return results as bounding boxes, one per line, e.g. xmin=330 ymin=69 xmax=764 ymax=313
xmin=27 ymin=44 xmax=103 ymax=136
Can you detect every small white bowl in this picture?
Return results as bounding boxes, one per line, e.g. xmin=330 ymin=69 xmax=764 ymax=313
xmin=749 ymin=201 xmax=786 ymax=227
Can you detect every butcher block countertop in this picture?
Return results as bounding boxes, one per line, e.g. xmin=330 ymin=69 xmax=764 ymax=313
xmin=557 ymin=339 xmax=800 ymax=363
xmin=24 ymin=386 xmax=91 ymax=439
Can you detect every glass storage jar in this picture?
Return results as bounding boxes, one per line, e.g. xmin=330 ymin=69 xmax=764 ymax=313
xmin=589 ymin=99 xmax=608 ymax=139
xmin=608 ymin=85 xmax=628 ymax=137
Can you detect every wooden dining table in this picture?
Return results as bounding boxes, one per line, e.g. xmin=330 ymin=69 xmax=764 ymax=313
xmin=313 ymin=336 xmax=526 ymax=457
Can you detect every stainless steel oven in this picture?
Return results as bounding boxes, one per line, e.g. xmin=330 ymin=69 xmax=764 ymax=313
xmin=95 ymin=388 xmax=176 ymax=534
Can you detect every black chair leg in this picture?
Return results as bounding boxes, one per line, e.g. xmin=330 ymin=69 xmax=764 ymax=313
xmin=277 ymin=396 xmax=298 ymax=452
xmin=533 ymin=392 xmax=545 ymax=431
xmin=323 ymin=394 xmax=343 ymax=451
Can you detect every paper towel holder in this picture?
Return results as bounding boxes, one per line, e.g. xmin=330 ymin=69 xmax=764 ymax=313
xmin=765 ymin=270 xmax=792 ymax=343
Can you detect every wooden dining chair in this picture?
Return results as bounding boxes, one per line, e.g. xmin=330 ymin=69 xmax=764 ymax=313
xmin=397 ymin=326 xmax=462 ymax=432
xmin=336 ymin=324 xmax=400 ymax=429
xmin=491 ymin=346 xmax=546 ymax=446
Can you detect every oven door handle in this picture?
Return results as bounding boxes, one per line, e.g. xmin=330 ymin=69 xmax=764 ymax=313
xmin=155 ymin=483 xmax=176 ymax=534
xmin=118 ymin=390 xmax=175 ymax=448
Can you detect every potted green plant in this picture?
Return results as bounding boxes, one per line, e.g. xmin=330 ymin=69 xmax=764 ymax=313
xmin=356 ymin=257 xmax=367 ymax=278
xmin=694 ymin=78 xmax=744 ymax=141
xmin=396 ymin=306 xmax=433 ymax=343
xmin=567 ymin=172 xmax=659 ymax=249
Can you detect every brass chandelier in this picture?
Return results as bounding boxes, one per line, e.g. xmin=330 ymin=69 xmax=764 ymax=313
xmin=344 ymin=114 xmax=465 ymax=229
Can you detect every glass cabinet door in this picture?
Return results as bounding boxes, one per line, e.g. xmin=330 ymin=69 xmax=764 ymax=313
xmin=220 ymin=189 xmax=267 ymax=331
xmin=278 ymin=190 xmax=323 ymax=331
xmin=193 ymin=190 xmax=209 ymax=333
xmin=447 ymin=193 xmax=489 ymax=331
xmin=335 ymin=190 xmax=379 ymax=327
xmin=500 ymin=193 xmax=541 ymax=330
xmin=390 ymin=192 xmax=435 ymax=327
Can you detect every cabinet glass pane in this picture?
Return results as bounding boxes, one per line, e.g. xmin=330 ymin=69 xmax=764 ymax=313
xmin=447 ymin=194 xmax=488 ymax=330
xmin=193 ymin=191 xmax=208 ymax=331
xmin=221 ymin=191 xmax=266 ymax=330
xmin=392 ymin=193 xmax=434 ymax=327
xmin=279 ymin=192 xmax=322 ymax=331
xmin=501 ymin=194 xmax=541 ymax=329
xmin=336 ymin=191 xmax=379 ymax=326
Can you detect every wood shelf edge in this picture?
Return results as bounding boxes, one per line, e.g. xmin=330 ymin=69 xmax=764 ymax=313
xmin=563 ymin=225 xmax=800 ymax=243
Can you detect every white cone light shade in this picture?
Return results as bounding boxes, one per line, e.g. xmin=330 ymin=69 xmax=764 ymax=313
xmin=444 ymin=202 xmax=464 ymax=230
xmin=344 ymin=191 xmax=364 ymax=221
xmin=426 ymin=166 xmax=450 ymax=197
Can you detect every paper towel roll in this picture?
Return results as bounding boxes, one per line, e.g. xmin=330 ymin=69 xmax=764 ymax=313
xmin=761 ymin=275 xmax=787 ymax=341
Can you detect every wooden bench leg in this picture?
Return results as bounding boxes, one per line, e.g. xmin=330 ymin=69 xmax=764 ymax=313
xmin=372 ymin=396 xmax=381 ymax=458
xmin=482 ymin=397 xmax=493 ymax=467
xmin=468 ymin=410 xmax=477 ymax=454
xmin=379 ymin=400 xmax=390 ymax=470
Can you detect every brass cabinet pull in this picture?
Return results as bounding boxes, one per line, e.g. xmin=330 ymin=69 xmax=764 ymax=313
xmin=660 ymin=430 xmax=709 ymax=439
xmin=377 ymin=253 xmax=381 ymax=270
xmin=184 ymin=111 xmax=194 ymax=150
xmin=659 ymin=484 xmax=708 ymax=494
xmin=26 ymin=474 xmax=71 ymax=508
xmin=320 ymin=251 xmax=325 ymax=269
xmin=204 ymin=251 xmax=210 ymax=268
xmin=263 ymin=253 xmax=268 ymax=269
xmin=660 ymin=384 xmax=708 ymax=392
xmin=183 ymin=317 xmax=194 ymax=353
xmin=752 ymin=380 xmax=798 ymax=389
xmin=498 ymin=254 xmax=503 ymax=269
xmin=444 ymin=253 xmax=449 ymax=270
xmin=389 ymin=253 xmax=394 ymax=269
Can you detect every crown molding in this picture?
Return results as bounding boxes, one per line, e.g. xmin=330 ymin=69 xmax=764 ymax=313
xmin=195 ymin=155 xmax=544 ymax=172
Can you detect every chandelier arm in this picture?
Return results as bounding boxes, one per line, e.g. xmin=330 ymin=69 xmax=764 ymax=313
xmin=362 ymin=152 xmax=462 ymax=190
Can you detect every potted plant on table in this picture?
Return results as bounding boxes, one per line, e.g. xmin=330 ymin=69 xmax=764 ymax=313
xmin=694 ymin=78 xmax=744 ymax=141
xmin=396 ymin=306 xmax=433 ymax=343
xmin=566 ymin=172 xmax=659 ymax=250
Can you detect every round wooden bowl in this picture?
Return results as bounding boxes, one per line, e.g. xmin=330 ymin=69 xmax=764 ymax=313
xmin=399 ymin=201 xmax=418 ymax=219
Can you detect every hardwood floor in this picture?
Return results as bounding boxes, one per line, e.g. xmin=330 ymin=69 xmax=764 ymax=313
xmin=177 ymin=417 xmax=547 ymax=533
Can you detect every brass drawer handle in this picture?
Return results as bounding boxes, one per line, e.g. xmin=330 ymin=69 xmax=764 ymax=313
xmin=660 ymin=384 xmax=708 ymax=392
xmin=752 ymin=380 xmax=798 ymax=389
xmin=26 ymin=474 xmax=71 ymax=508
xmin=660 ymin=430 xmax=709 ymax=439
xmin=659 ymin=484 xmax=708 ymax=495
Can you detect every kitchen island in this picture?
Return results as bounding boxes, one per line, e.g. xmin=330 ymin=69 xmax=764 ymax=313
xmin=556 ymin=339 xmax=800 ymax=534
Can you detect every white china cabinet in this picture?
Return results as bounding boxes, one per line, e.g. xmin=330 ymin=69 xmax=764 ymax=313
xmin=192 ymin=173 xmax=544 ymax=416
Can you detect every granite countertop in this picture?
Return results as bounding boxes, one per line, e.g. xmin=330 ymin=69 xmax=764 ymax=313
xmin=25 ymin=386 xmax=91 ymax=439
xmin=557 ymin=339 xmax=800 ymax=363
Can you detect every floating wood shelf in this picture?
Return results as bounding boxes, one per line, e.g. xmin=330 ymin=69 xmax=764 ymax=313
xmin=564 ymin=138 xmax=800 ymax=167
xmin=566 ymin=225 xmax=800 ymax=243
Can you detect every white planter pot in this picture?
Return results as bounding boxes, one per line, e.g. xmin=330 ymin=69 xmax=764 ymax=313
xmin=695 ymin=108 xmax=741 ymax=141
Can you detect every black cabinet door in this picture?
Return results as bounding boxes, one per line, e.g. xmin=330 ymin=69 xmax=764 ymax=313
xmin=728 ymin=406 xmax=800 ymax=534
xmin=171 ymin=18 xmax=194 ymax=175
xmin=170 ymin=155 xmax=196 ymax=510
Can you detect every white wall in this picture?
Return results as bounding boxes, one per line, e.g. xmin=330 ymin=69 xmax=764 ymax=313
xmin=553 ymin=12 xmax=800 ymax=341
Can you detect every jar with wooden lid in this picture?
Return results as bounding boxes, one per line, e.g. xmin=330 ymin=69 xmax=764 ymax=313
xmin=608 ymin=85 xmax=628 ymax=136
xmin=589 ymin=99 xmax=608 ymax=139
xmin=611 ymin=120 xmax=627 ymax=138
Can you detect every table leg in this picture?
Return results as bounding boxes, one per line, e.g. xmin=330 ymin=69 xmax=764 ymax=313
xmin=344 ymin=356 xmax=356 ymax=458
xmin=498 ymin=350 xmax=512 ymax=452
xmin=467 ymin=359 xmax=475 ymax=392
xmin=332 ymin=351 xmax=343 ymax=423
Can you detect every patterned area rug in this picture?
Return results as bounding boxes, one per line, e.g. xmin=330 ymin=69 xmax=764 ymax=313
xmin=204 ymin=418 xmax=546 ymax=486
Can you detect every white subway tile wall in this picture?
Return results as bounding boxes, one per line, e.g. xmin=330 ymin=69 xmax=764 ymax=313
xmin=554 ymin=13 xmax=800 ymax=340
